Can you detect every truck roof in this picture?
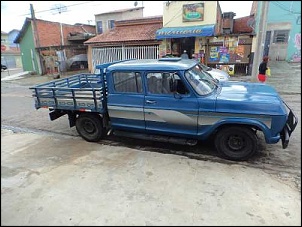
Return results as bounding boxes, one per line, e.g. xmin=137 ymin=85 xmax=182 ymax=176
xmin=104 ymin=58 xmax=197 ymax=72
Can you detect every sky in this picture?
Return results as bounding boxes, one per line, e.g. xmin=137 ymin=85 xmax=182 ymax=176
xmin=1 ymin=1 xmax=253 ymax=33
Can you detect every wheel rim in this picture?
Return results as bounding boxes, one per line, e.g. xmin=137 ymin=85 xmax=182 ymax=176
xmin=83 ymin=120 xmax=96 ymax=134
xmin=227 ymin=135 xmax=246 ymax=151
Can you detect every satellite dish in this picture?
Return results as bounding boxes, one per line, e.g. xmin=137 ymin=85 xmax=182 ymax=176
xmin=134 ymin=1 xmax=138 ymax=7
xmin=247 ymin=18 xmax=255 ymax=31
xmin=50 ymin=4 xmax=67 ymax=15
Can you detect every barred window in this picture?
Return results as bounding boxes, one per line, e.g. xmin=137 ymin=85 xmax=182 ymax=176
xmin=273 ymin=30 xmax=289 ymax=43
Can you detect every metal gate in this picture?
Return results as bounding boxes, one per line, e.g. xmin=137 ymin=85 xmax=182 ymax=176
xmin=92 ymin=45 xmax=159 ymax=72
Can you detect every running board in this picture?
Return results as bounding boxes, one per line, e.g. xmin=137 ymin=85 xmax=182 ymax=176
xmin=112 ymin=130 xmax=197 ymax=146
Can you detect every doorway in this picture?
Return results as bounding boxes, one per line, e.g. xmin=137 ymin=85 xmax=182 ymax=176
xmin=180 ymin=37 xmax=195 ymax=59
xmin=264 ymin=31 xmax=271 ymax=57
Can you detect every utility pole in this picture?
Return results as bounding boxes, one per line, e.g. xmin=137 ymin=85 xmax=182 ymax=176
xmin=50 ymin=4 xmax=67 ymax=73
xmin=251 ymin=1 xmax=269 ymax=82
xmin=30 ymin=4 xmax=45 ymax=75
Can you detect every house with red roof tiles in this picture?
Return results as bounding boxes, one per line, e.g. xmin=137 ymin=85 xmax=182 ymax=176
xmin=84 ymin=16 xmax=163 ymax=72
xmin=1 ymin=30 xmax=22 ymax=68
xmin=14 ymin=18 xmax=96 ymax=75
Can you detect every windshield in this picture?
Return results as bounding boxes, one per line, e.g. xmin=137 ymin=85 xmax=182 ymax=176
xmin=198 ymin=63 xmax=211 ymax=71
xmin=185 ymin=64 xmax=218 ymax=95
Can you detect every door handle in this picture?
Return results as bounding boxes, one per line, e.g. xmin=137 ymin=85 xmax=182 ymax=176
xmin=146 ymin=100 xmax=156 ymax=104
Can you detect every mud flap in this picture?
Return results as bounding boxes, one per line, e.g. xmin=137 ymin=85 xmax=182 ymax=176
xmin=49 ymin=109 xmax=66 ymax=121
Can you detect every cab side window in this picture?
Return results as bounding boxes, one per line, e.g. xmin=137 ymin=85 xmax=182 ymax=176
xmin=146 ymin=72 xmax=189 ymax=95
xmin=112 ymin=72 xmax=142 ymax=93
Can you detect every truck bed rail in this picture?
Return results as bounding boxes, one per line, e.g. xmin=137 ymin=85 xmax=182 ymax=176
xmin=29 ymin=73 xmax=105 ymax=112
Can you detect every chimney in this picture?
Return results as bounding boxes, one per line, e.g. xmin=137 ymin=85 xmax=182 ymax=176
xmin=222 ymin=12 xmax=236 ymax=34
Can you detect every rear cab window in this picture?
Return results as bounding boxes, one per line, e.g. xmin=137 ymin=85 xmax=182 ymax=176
xmin=112 ymin=72 xmax=143 ymax=93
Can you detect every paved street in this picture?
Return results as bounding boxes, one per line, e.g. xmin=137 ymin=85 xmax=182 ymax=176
xmin=1 ymin=61 xmax=301 ymax=226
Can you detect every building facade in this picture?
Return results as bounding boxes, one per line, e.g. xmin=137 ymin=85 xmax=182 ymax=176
xmin=86 ymin=2 xmax=255 ymax=75
xmin=14 ymin=18 xmax=96 ymax=75
xmin=95 ymin=7 xmax=144 ymax=35
xmin=155 ymin=1 xmax=254 ymax=75
xmin=156 ymin=1 xmax=219 ymax=60
xmin=264 ymin=1 xmax=301 ymax=62
xmin=1 ymin=30 xmax=22 ymax=68
xmin=85 ymin=16 xmax=163 ymax=72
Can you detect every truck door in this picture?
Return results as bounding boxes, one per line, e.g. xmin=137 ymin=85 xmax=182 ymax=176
xmin=107 ymin=71 xmax=145 ymax=132
xmin=144 ymin=72 xmax=198 ymax=137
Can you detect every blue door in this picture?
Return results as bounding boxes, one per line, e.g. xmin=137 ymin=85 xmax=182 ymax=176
xmin=144 ymin=72 xmax=198 ymax=137
xmin=107 ymin=71 xmax=145 ymax=132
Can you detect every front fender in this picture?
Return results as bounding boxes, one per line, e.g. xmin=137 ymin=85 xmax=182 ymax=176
xmin=198 ymin=118 xmax=279 ymax=143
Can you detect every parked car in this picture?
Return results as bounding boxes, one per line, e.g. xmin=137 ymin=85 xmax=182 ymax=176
xmin=66 ymin=54 xmax=88 ymax=70
xmin=1 ymin=64 xmax=7 ymax=71
xmin=199 ymin=63 xmax=230 ymax=81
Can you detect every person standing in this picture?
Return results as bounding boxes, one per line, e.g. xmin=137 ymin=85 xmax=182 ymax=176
xmin=191 ymin=53 xmax=198 ymax=62
xmin=258 ymin=56 xmax=269 ymax=83
xmin=181 ymin=50 xmax=189 ymax=59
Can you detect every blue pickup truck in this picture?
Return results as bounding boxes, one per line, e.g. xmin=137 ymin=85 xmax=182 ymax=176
xmin=29 ymin=58 xmax=298 ymax=161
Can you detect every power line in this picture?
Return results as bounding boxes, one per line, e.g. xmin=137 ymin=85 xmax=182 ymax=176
xmin=18 ymin=1 xmax=94 ymax=16
xmin=271 ymin=1 xmax=301 ymax=14
xmin=163 ymin=1 xmax=192 ymax=27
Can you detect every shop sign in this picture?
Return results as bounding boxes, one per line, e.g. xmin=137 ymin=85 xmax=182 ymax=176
xmin=183 ymin=3 xmax=204 ymax=22
xmin=156 ymin=25 xmax=215 ymax=39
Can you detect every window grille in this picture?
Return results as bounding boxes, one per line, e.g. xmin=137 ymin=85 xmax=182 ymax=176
xmin=96 ymin=21 xmax=103 ymax=34
xmin=108 ymin=20 xmax=115 ymax=30
xmin=273 ymin=30 xmax=289 ymax=43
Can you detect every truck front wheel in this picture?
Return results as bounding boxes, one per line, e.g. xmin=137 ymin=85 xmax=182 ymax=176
xmin=76 ymin=114 xmax=104 ymax=142
xmin=215 ymin=126 xmax=257 ymax=161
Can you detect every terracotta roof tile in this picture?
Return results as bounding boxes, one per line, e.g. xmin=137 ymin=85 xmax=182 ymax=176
xmin=85 ymin=19 xmax=162 ymax=44
xmin=15 ymin=18 xmax=96 ymax=47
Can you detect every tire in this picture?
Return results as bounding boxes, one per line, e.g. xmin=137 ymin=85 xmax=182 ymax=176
xmin=214 ymin=126 xmax=257 ymax=161
xmin=76 ymin=114 xmax=104 ymax=142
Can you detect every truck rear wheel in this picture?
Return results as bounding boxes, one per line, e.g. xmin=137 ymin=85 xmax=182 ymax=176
xmin=76 ymin=114 xmax=104 ymax=142
xmin=215 ymin=126 xmax=257 ymax=161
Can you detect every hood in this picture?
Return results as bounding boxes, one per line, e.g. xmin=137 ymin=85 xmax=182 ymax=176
xmin=216 ymin=81 xmax=286 ymax=115
xmin=208 ymin=68 xmax=230 ymax=81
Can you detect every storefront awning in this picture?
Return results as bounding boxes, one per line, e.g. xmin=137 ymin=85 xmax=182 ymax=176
xmin=156 ymin=25 xmax=215 ymax=39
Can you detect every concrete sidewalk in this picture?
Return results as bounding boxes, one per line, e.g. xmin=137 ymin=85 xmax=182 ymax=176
xmin=1 ymin=128 xmax=301 ymax=226
xmin=230 ymin=61 xmax=301 ymax=94
xmin=267 ymin=61 xmax=301 ymax=94
xmin=1 ymin=71 xmax=31 ymax=81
